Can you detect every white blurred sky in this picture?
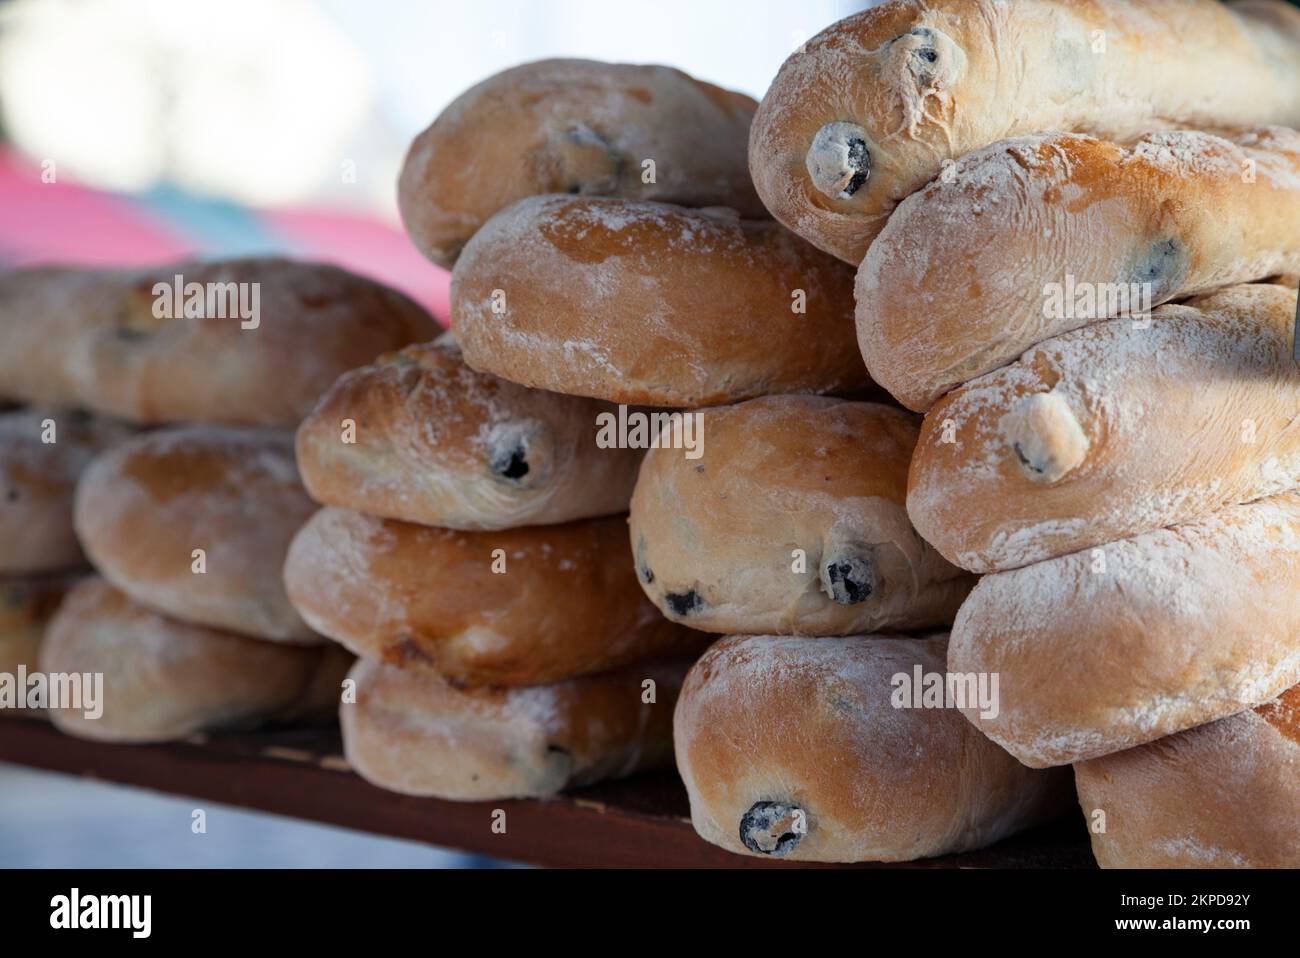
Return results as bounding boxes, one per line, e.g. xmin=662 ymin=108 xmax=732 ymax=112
xmin=0 ymin=0 xmax=866 ymax=218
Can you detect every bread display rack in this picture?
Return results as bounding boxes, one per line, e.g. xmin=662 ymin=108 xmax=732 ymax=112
xmin=0 ymin=721 xmax=1094 ymax=868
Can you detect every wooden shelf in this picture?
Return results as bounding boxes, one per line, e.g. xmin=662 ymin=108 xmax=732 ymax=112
xmin=0 ymin=718 xmax=1095 ymax=868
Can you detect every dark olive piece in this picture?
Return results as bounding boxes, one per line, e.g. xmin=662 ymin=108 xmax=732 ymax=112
xmin=824 ymin=553 xmax=875 ymax=605
xmin=844 ymin=138 xmax=870 ymax=197
xmin=489 ymin=442 xmax=530 ymax=481
xmin=664 ymin=589 xmax=702 ymax=616
xmin=739 ymin=801 xmax=806 ymax=857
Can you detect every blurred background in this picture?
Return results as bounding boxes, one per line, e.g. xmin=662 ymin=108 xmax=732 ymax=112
xmin=0 ymin=0 xmax=865 ymax=323
xmin=0 ymin=0 xmax=864 ymax=868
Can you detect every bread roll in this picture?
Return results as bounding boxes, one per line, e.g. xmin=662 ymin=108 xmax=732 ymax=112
xmin=398 ymin=58 xmax=764 ymax=267
xmin=675 ymin=633 xmax=1070 ymax=862
xmin=75 ymin=426 xmax=321 ymax=643
xmin=629 ymin=395 xmax=972 ymax=635
xmin=0 ymin=258 xmax=435 ymax=426
xmin=0 ymin=407 xmax=134 ymax=574
xmin=40 ymin=578 xmax=352 ymax=743
xmin=1074 ymin=684 xmax=1300 ymax=868
xmin=949 ymin=491 xmax=1300 ymax=768
xmin=0 ymin=573 xmax=80 ymax=717
xmin=342 ymin=656 xmax=685 ymax=800
xmin=909 ymin=284 xmax=1300 ymax=573
xmin=451 ymin=195 xmax=870 ymax=406
xmin=284 ymin=507 xmax=704 ymax=687
xmin=296 ymin=337 xmax=642 ymax=529
xmin=859 ymin=128 xmax=1300 ymax=411
xmin=749 ymin=0 xmax=1300 ymax=263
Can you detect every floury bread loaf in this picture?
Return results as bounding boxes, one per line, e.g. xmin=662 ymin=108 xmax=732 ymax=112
xmin=749 ymin=0 xmax=1300 ymax=263
xmin=674 ymin=634 xmax=1071 ymax=862
xmin=296 ymin=337 xmax=642 ymax=530
xmin=629 ymin=395 xmax=972 ymax=635
xmin=41 ymin=578 xmax=352 ymax=743
xmin=284 ymin=508 xmax=705 ymax=687
xmin=858 ymin=129 xmax=1300 ymax=411
xmin=1074 ymin=684 xmax=1300 ymax=868
xmin=0 ymin=407 xmax=135 ymax=574
xmin=0 ymin=259 xmax=435 ymax=426
xmin=75 ymin=426 xmax=322 ymax=643
xmin=908 ymin=284 xmax=1300 ymax=573
xmin=451 ymin=195 xmax=872 ymax=407
xmin=949 ymin=490 xmax=1300 ymax=768
xmin=398 ymin=58 xmax=765 ymax=267
xmin=0 ymin=573 xmax=80 ymax=716
xmin=342 ymin=657 xmax=687 ymax=801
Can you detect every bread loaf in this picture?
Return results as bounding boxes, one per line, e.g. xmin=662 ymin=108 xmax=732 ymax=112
xmin=284 ymin=507 xmax=704 ymax=687
xmin=296 ymin=337 xmax=642 ymax=529
xmin=0 ymin=259 xmax=435 ymax=426
xmin=1074 ymin=684 xmax=1300 ymax=868
xmin=859 ymin=128 xmax=1300 ymax=411
xmin=675 ymin=633 xmax=1070 ymax=862
xmin=342 ymin=656 xmax=686 ymax=800
xmin=629 ymin=395 xmax=972 ymax=635
xmin=749 ymin=0 xmax=1300 ymax=263
xmin=75 ymin=426 xmax=322 ymax=643
xmin=451 ymin=195 xmax=871 ymax=406
xmin=0 ymin=573 xmax=80 ymax=716
xmin=0 ymin=407 xmax=134 ymax=574
xmin=398 ymin=58 xmax=764 ymax=267
xmin=949 ymin=490 xmax=1300 ymax=768
xmin=41 ymin=578 xmax=351 ymax=743
xmin=908 ymin=284 xmax=1300 ymax=573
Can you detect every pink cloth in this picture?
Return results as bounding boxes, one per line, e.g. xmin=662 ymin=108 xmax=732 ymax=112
xmin=0 ymin=147 xmax=450 ymax=325
xmin=0 ymin=150 xmax=195 ymax=267
xmin=263 ymin=207 xmax=450 ymax=324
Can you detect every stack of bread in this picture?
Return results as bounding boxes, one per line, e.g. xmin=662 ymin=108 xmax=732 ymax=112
xmin=283 ymin=334 xmax=706 ymax=800
xmin=305 ymin=52 xmax=1073 ymax=859
xmin=743 ymin=0 xmax=1300 ymax=866
xmin=0 ymin=259 xmax=434 ymax=740
xmin=285 ymin=58 xmax=885 ymax=801
xmin=0 ymin=405 xmax=134 ymax=716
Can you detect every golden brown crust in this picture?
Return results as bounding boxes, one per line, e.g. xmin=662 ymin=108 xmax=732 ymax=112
xmin=283 ymin=507 xmax=706 ymax=687
xmin=342 ymin=656 xmax=686 ymax=800
xmin=74 ymin=426 xmax=322 ymax=643
xmin=908 ymin=284 xmax=1300 ymax=572
xmin=450 ymin=195 xmax=871 ymax=406
xmin=629 ymin=395 xmax=972 ymax=634
xmin=0 ymin=407 xmax=135 ymax=574
xmin=0 ymin=258 xmax=436 ymax=426
xmin=859 ymin=129 xmax=1300 ymax=411
xmin=1075 ymin=682 xmax=1300 ymax=868
xmin=1257 ymin=683 xmax=1300 ymax=746
xmin=750 ymin=0 xmax=1300 ymax=262
xmin=296 ymin=338 xmax=643 ymax=529
xmin=40 ymin=578 xmax=351 ymax=743
xmin=674 ymin=633 xmax=1071 ymax=862
xmin=398 ymin=58 xmax=764 ymax=267
xmin=949 ymin=491 xmax=1300 ymax=768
